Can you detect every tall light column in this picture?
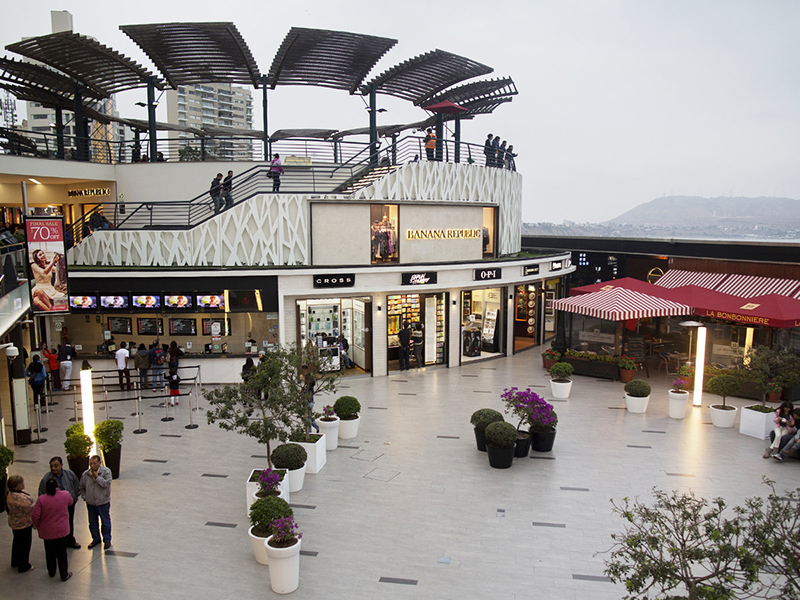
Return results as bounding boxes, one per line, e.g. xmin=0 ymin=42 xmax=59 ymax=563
xmin=692 ymin=326 xmax=707 ymax=407
xmin=80 ymin=369 xmax=97 ymax=455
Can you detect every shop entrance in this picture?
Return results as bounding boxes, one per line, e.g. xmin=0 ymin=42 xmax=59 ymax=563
xmin=387 ymin=292 xmax=447 ymax=371
xmin=461 ymin=287 xmax=506 ymax=363
xmin=513 ymin=284 xmax=539 ymax=353
xmin=297 ymin=297 xmax=372 ymax=375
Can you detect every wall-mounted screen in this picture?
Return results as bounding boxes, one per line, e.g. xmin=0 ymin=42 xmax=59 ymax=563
xmin=108 ymin=317 xmax=132 ymax=335
xmin=197 ymin=294 xmax=224 ymax=309
xmin=227 ymin=290 xmax=261 ymax=312
xmin=202 ymin=318 xmax=231 ymax=336
xmin=133 ymin=295 xmax=161 ymax=309
xmin=165 ymin=295 xmax=192 ymax=308
xmin=70 ymin=295 xmax=97 ymax=309
xmin=169 ymin=318 xmax=197 ymax=336
xmin=100 ymin=295 xmax=129 ymax=309
xmin=137 ymin=318 xmax=163 ymax=336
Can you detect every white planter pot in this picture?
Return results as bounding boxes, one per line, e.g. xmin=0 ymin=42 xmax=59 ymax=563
xmin=338 ymin=416 xmax=361 ymax=440
xmin=248 ymin=526 xmax=270 ymax=565
xmin=297 ymin=435 xmax=326 ymax=474
xmin=265 ymin=535 xmax=301 ymax=594
xmin=739 ymin=406 xmax=773 ymax=439
xmin=625 ymin=394 xmax=650 ymax=414
xmin=286 ymin=464 xmax=306 ymax=493
xmin=248 ymin=470 xmax=290 ymax=515
xmin=250 ymin=486 xmax=290 ymax=512
xmin=246 ymin=469 xmax=261 ymax=516
xmin=550 ymin=380 xmax=572 ymax=399
xmin=317 ymin=417 xmax=340 ymax=450
xmin=668 ymin=391 xmax=689 ymax=420
xmin=710 ymin=405 xmax=738 ymax=428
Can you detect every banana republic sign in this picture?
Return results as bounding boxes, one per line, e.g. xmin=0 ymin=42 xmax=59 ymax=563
xmin=67 ymin=187 xmax=111 ymax=198
xmin=406 ymin=228 xmax=481 ymax=240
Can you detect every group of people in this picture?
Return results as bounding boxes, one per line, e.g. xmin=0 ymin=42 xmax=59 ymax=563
xmin=24 ymin=341 xmax=77 ymax=395
xmin=765 ymin=401 xmax=800 ymax=462
xmin=208 ymin=154 xmax=285 ymax=214
xmin=6 ymin=455 xmax=113 ymax=580
xmin=114 ymin=341 xmax=182 ymax=403
xmin=397 ymin=321 xmax=425 ymax=371
xmin=484 ymin=134 xmax=517 ymax=170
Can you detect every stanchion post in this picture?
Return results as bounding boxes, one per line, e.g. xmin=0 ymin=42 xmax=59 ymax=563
xmin=103 ymin=379 xmax=110 ymax=420
xmin=133 ymin=389 xmax=147 ymax=434
xmin=69 ymin=396 xmax=78 ymax=422
xmin=161 ymin=382 xmax=174 ymax=422
xmin=185 ymin=387 xmax=198 ymax=430
xmin=32 ymin=400 xmax=47 ymax=442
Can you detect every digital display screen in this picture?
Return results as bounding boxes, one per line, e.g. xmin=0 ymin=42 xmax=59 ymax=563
xmin=169 ymin=318 xmax=197 ymax=336
xmin=196 ymin=294 xmax=224 ymax=309
xmin=137 ymin=318 xmax=163 ymax=336
xmin=108 ymin=317 xmax=132 ymax=334
xmin=70 ymin=295 xmax=97 ymax=309
xmin=165 ymin=295 xmax=192 ymax=308
xmin=202 ymin=318 xmax=231 ymax=336
xmin=100 ymin=295 xmax=129 ymax=309
xmin=133 ymin=295 xmax=161 ymax=309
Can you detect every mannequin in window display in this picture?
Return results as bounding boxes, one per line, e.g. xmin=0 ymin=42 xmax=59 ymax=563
xmin=371 ymin=216 xmax=395 ymax=261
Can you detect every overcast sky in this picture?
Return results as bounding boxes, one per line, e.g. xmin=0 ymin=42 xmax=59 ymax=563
xmin=2 ymin=1 xmax=798 ymax=223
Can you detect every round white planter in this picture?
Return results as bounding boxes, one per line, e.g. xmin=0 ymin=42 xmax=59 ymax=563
xmin=338 ymin=416 xmax=361 ymax=440
xmin=710 ymin=405 xmax=738 ymax=428
xmin=286 ymin=464 xmax=306 ymax=493
xmin=265 ymin=535 xmax=301 ymax=594
xmin=625 ymin=394 xmax=650 ymax=414
xmin=248 ymin=526 xmax=270 ymax=565
xmin=317 ymin=417 xmax=340 ymax=450
xmin=250 ymin=486 xmax=290 ymax=511
xmin=668 ymin=391 xmax=689 ymax=420
xmin=550 ymin=380 xmax=572 ymax=399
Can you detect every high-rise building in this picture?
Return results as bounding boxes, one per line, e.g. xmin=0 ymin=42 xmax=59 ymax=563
xmin=165 ymin=83 xmax=254 ymax=161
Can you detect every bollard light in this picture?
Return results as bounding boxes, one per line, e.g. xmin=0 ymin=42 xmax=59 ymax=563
xmin=80 ymin=369 xmax=98 ymax=455
xmin=692 ymin=327 xmax=707 ymax=407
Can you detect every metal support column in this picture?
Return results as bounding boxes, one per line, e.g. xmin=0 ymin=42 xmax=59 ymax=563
xmin=73 ymin=87 xmax=89 ymax=162
xmin=261 ymin=74 xmax=270 ymax=161
xmin=391 ymin=133 xmax=398 ymax=165
xmin=147 ymin=77 xmax=157 ymax=162
xmin=369 ymin=83 xmax=378 ymax=166
xmin=454 ymin=116 xmax=461 ymax=164
xmin=55 ymin=104 xmax=65 ymax=159
xmin=435 ymin=114 xmax=444 ymax=162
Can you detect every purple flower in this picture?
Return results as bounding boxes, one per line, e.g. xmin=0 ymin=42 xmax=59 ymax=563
xmin=270 ymin=516 xmax=302 ymax=544
xmin=258 ymin=468 xmax=282 ymax=492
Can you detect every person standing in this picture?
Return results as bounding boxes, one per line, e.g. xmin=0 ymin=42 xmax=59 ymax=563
xmin=58 ymin=339 xmax=77 ymax=391
xmin=484 ymin=133 xmax=494 ymax=167
xmin=497 ymin=140 xmax=507 ymax=169
xmin=167 ymin=367 xmax=181 ymax=406
xmin=38 ymin=457 xmax=81 ymax=549
xmin=491 ymin=135 xmax=500 ymax=167
xmin=222 ymin=170 xmax=234 ymax=209
xmin=209 ymin=172 xmax=223 ymax=214
xmin=398 ymin=321 xmax=412 ymax=371
xmin=505 ymin=144 xmax=517 ymax=171
xmin=25 ymin=354 xmax=47 ymax=407
xmin=412 ymin=323 xmax=424 ymax=368
xmin=42 ymin=343 xmax=61 ymax=391
xmin=269 ymin=154 xmax=284 ymax=192
xmin=337 ymin=334 xmax=355 ymax=369
xmin=424 ymin=128 xmax=437 ymax=161
xmin=115 ymin=342 xmax=131 ymax=391
xmin=149 ymin=342 xmax=166 ymax=391
xmin=133 ymin=343 xmax=151 ymax=390
xmin=80 ymin=455 xmax=112 ymax=550
xmin=6 ymin=475 xmax=35 ymax=574
xmin=168 ymin=341 xmax=181 ymax=371
xmin=32 ymin=478 xmax=73 ymax=581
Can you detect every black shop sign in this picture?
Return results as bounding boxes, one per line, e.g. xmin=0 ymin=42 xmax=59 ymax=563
xmin=474 ymin=268 xmax=502 ymax=281
xmin=522 ymin=264 xmax=540 ymax=276
xmin=402 ymin=272 xmax=438 ymax=286
xmin=313 ymin=274 xmax=355 ymax=288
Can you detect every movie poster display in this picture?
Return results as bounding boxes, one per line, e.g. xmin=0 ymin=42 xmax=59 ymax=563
xmin=25 ymin=216 xmax=69 ymax=314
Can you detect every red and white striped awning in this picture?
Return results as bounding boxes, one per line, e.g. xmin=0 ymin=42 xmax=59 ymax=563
xmin=715 ymin=273 xmax=800 ymax=298
xmin=654 ymin=269 xmax=728 ymax=290
xmin=552 ymin=287 xmax=692 ymax=321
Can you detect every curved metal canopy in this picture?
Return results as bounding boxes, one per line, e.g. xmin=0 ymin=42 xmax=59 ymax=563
xmin=120 ymin=22 xmax=261 ymax=89
xmin=460 ymin=96 xmax=514 ymax=115
xmin=0 ymin=56 xmax=106 ymax=100
xmin=426 ymin=76 xmax=517 ymax=111
xmin=6 ymin=31 xmax=163 ymax=97
xmin=0 ymin=82 xmax=110 ymax=123
xmin=267 ymin=27 xmax=397 ymax=93
xmin=362 ymin=49 xmax=493 ymax=106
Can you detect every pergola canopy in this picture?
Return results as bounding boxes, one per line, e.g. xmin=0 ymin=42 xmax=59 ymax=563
xmin=0 ymin=56 xmax=105 ymax=100
xmin=120 ymin=22 xmax=261 ymax=89
xmin=425 ymin=76 xmax=517 ymax=115
xmin=0 ymin=82 xmax=110 ymax=123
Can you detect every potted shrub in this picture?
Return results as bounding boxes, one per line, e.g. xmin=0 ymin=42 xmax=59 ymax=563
xmin=624 ymin=379 xmax=651 ymax=414
xmin=470 ymin=408 xmax=504 ymax=452
xmin=250 ymin=468 xmax=289 ymax=506
xmin=528 ymin=397 xmax=558 ymax=453
xmin=617 ymin=355 xmax=637 ymax=383
xmin=64 ymin=432 xmax=93 ymax=476
xmin=549 ymin=361 xmax=574 ymax=399
xmin=271 ymin=443 xmax=307 ymax=493
xmin=707 ymin=374 xmax=740 ymax=428
xmin=679 ymin=364 xmax=695 ymax=390
xmin=94 ymin=419 xmax=124 ymax=479
xmin=484 ymin=421 xmax=517 ymax=469
xmin=248 ymin=496 xmax=293 ymax=566
xmin=266 ymin=515 xmax=303 ymax=594
xmin=334 ymin=395 xmax=361 ymax=439
xmin=542 ymin=347 xmax=560 ymax=370
xmin=0 ymin=444 xmax=14 ymax=513
xmin=316 ymin=404 xmax=339 ymax=451
xmin=668 ymin=378 xmax=689 ymax=420
xmin=765 ymin=380 xmax=782 ymax=403
xmin=501 ymin=387 xmax=535 ymax=458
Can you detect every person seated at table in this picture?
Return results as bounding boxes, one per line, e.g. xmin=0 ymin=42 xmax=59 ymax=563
xmin=763 ymin=402 xmax=795 ymax=458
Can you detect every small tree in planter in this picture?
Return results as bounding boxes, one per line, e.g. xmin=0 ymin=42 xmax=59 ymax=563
xmin=248 ymin=496 xmax=294 ymax=566
xmin=470 ymin=408 xmax=504 ymax=451
xmin=707 ymin=374 xmax=740 ymax=428
xmin=501 ymin=387 xmax=537 ymax=457
xmin=739 ymin=346 xmax=800 ymax=405
xmin=549 ymin=361 xmax=574 ymax=399
xmin=624 ymin=379 xmax=651 ymax=413
xmin=334 ymin=395 xmax=361 ymax=440
xmin=94 ymin=419 xmax=124 ymax=479
xmin=64 ymin=433 xmax=93 ymax=476
xmin=484 ymin=421 xmax=517 ymax=469
xmin=603 ymin=488 xmax=759 ymax=599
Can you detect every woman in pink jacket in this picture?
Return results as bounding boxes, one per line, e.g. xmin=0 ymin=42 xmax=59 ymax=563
xmin=764 ymin=401 xmax=795 ymax=458
xmin=31 ymin=478 xmax=73 ymax=581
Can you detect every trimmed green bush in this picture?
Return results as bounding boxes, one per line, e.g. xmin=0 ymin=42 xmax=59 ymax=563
xmin=624 ymin=379 xmax=651 ymax=398
xmin=470 ymin=408 xmax=504 ymax=432
xmin=66 ymin=423 xmax=84 ymax=438
xmin=0 ymin=444 xmax=14 ymax=473
xmin=484 ymin=421 xmax=517 ymax=449
xmin=64 ymin=433 xmax=93 ymax=459
xmin=249 ymin=496 xmax=293 ymax=538
xmin=707 ymin=374 xmax=740 ymax=408
xmin=549 ymin=361 xmax=574 ymax=381
xmin=333 ymin=396 xmax=361 ymax=420
xmin=271 ymin=443 xmax=308 ymax=470
xmin=94 ymin=419 xmax=124 ymax=452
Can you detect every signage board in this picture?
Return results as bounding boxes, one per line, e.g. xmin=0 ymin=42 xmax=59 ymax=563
xmin=550 ymin=260 xmax=563 ymax=271
xmin=402 ymin=272 xmax=438 ymax=286
xmin=313 ymin=274 xmax=355 ymax=288
xmin=25 ymin=216 xmax=69 ymax=314
xmin=474 ymin=268 xmax=502 ymax=281
xmin=522 ymin=264 xmax=540 ymax=276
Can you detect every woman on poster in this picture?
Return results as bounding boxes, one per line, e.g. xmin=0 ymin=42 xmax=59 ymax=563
xmin=30 ymin=249 xmax=64 ymax=311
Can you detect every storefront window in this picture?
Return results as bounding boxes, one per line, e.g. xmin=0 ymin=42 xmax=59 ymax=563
xmin=482 ymin=207 xmax=495 ymax=258
xmin=462 ymin=288 xmax=503 ymax=361
xmin=514 ymin=284 xmax=538 ymax=353
xmin=387 ymin=292 xmax=446 ymax=368
xmin=371 ymin=204 xmax=399 ymax=263
xmin=566 ymin=315 xmax=617 ymax=354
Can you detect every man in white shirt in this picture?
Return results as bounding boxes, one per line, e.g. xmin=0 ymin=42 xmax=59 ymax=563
xmin=115 ymin=342 xmax=131 ymax=391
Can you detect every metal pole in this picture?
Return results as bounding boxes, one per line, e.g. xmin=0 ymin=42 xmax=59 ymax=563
xmin=262 ymin=74 xmax=270 ymax=161
xmin=185 ymin=384 xmax=198 ymax=430
xmin=32 ymin=401 xmax=47 ymax=443
xmin=369 ymin=83 xmax=378 ymax=167
xmin=104 ymin=381 xmax=109 ymax=420
xmin=133 ymin=388 xmax=146 ymax=434
xmin=391 ymin=134 xmax=397 ymax=165
xmin=70 ymin=396 xmax=78 ymax=422
xmin=435 ymin=114 xmax=444 ymax=162
xmin=73 ymin=86 xmax=88 ymax=161
xmin=21 ymin=181 xmax=28 ymax=216
xmin=454 ymin=117 xmax=461 ymax=164
xmin=161 ymin=383 xmax=173 ymax=422
xmin=55 ymin=104 xmax=65 ymax=159
xmin=147 ymin=77 xmax=158 ymax=163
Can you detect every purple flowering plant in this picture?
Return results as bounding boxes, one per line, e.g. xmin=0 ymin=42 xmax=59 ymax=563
xmin=671 ymin=378 xmax=688 ymax=393
xmin=501 ymin=387 xmax=558 ymax=432
xmin=269 ymin=515 xmax=302 ymax=548
xmin=321 ymin=404 xmax=336 ymax=420
xmin=258 ymin=468 xmax=282 ymax=493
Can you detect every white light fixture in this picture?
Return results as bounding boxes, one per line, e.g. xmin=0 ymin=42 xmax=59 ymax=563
xmin=28 ymin=178 xmax=42 ymax=185
xmin=80 ymin=369 xmax=98 ymax=455
xmin=692 ymin=327 xmax=707 ymax=407
xmin=744 ymin=328 xmax=754 ymax=365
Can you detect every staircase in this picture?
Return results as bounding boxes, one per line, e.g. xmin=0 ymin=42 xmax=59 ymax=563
xmin=337 ymin=164 xmax=400 ymax=194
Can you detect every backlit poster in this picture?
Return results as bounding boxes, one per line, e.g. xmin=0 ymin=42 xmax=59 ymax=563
xmin=25 ymin=216 xmax=69 ymax=314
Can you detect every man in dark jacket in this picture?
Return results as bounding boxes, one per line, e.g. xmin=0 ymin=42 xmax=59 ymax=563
xmin=398 ymin=321 xmax=412 ymax=371
xmin=484 ymin=133 xmax=494 ymax=167
xmin=222 ymin=170 xmax=233 ymax=209
xmin=209 ymin=173 xmax=223 ymax=214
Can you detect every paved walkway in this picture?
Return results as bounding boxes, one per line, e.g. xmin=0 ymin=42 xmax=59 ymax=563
xmin=1 ymin=349 xmax=796 ymax=599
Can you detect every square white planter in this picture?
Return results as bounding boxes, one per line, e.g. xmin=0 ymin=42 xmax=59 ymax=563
xmin=739 ymin=406 xmax=774 ymax=440
xmin=297 ymin=434 xmax=326 ymax=474
xmin=246 ymin=469 xmax=262 ymax=516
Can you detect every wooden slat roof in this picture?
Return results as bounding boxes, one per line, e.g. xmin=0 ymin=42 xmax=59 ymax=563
xmin=0 ymin=82 xmax=110 ymax=123
xmin=459 ymin=96 xmax=514 ymax=115
xmin=267 ymin=27 xmax=397 ymax=93
xmin=362 ymin=49 xmax=493 ymax=106
xmin=0 ymin=56 xmax=106 ymax=100
xmin=426 ymin=77 xmax=517 ymax=109
xmin=120 ymin=22 xmax=261 ymax=88
xmin=6 ymin=31 xmax=162 ymax=97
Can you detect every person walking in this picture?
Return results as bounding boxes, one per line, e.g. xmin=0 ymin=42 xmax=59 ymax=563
xmin=32 ymin=478 xmax=73 ymax=581
xmin=398 ymin=321 xmax=412 ymax=371
xmin=6 ymin=475 xmax=35 ymax=574
xmin=484 ymin=133 xmax=494 ymax=167
xmin=58 ymin=340 xmax=77 ymax=391
xmin=133 ymin=343 xmax=151 ymax=390
xmin=412 ymin=323 xmax=424 ymax=368
xmin=148 ymin=342 xmax=166 ymax=392
xmin=209 ymin=172 xmax=223 ymax=214
xmin=38 ymin=457 xmax=81 ymax=549
xmin=269 ymin=154 xmax=284 ymax=192
xmin=25 ymin=354 xmax=47 ymax=407
xmin=80 ymin=455 xmax=112 ymax=550
xmin=424 ymin=128 xmax=437 ymax=161
xmin=222 ymin=170 xmax=234 ymax=209
xmin=42 ymin=343 xmax=61 ymax=391
xmin=115 ymin=342 xmax=131 ymax=391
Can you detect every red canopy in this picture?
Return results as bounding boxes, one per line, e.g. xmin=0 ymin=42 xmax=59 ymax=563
xmin=570 ymin=277 xmax=660 ymax=296
xmin=423 ymin=100 xmax=468 ymax=114
xmin=694 ymin=293 xmax=800 ymax=329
